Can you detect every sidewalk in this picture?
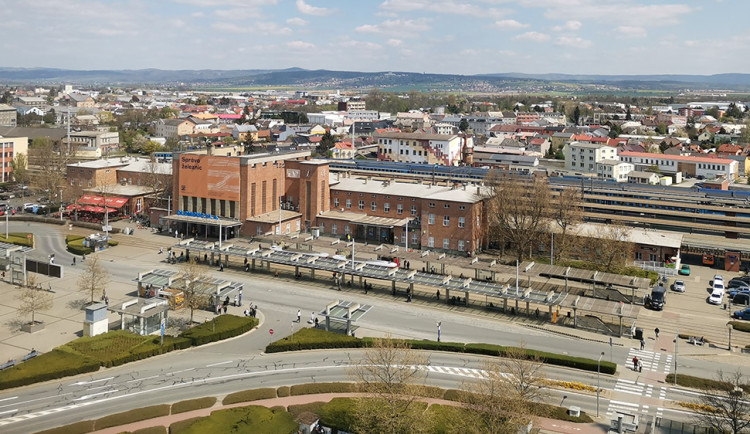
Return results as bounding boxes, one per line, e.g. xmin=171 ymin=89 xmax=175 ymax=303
xmin=92 ymin=392 xmax=609 ymax=434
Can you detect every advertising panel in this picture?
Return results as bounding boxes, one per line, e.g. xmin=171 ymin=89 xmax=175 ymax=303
xmin=179 ymin=155 xmax=240 ymax=201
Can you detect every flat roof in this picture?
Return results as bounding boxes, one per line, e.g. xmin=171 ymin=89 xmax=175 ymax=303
xmin=246 ymin=209 xmax=302 ymax=224
xmin=331 ymin=177 xmax=483 ymax=203
xmin=318 ymin=210 xmax=410 ymax=228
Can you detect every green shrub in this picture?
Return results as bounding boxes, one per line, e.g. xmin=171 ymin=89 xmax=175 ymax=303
xmin=179 ymin=315 xmax=257 ymax=346
xmin=108 ymin=240 xmax=119 ymax=246
xmin=265 ymin=327 xmax=360 ymax=353
xmin=168 ymin=416 xmax=203 ymax=434
xmin=176 ymin=406 xmax=298 ymax=434
xmin=666 ymin=373 xmax=750 ymax=394
xmin=222 ymin=387 xmax=277 ymax=405
xmin=290 ymin=382 xmax=356 ymax=395
xmin=66 ymin=234 xmax=85 ymax=242
xmin=318 ymin=398 xmax=358 ymax=432
xmin=536 ymin=403 xmax=594 ymax=423
xmin=730 ymin=321 xmax=750 ymax=333
xmin=276 ymin=385 xmax=290 ymax=397
xmin=94 ymin=405 xmax=170 ymax=430
xmin=0 ymin=347 xmax=100 ymax=390
xmin=171 ymin=397 xmax=217 ymax=414
xmin=0 ymin=232 xmax=34 ymax=247
xmin=67 ymin=237 xmax=93 ymax=255
xmin=442 ymin=388 xmax=473 ymax=402
xmin=35 ymin=420 xmax=94 ymax=434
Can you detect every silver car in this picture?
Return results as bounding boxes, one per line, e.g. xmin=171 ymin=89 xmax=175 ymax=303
xmin=671 ymin=280 xmax=686 ymax=292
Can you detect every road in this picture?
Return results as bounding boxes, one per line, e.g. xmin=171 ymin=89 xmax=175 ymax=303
xmin=0 ymin=221 xmax=746 ymax=431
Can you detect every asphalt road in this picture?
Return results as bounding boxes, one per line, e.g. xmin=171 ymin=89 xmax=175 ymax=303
xmin=0 ymin=221 xmax=747 ymax=432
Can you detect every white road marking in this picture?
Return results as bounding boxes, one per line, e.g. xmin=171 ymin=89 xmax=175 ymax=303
xmin=206 ymin=360 xmax=234 ymax=367
xmin=126 ymin=375 xmax=159 ymax=383
xmin=70 ymin=377 xmax=113 ymax=386
xmin=0 ymin=397 xmax=17 ymax=403
xmin=73 ymin=390 xmax=119 ymax=402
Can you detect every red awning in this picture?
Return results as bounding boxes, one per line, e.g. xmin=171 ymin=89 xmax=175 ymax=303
xmin=81 ymin=205 xmax=99 ymax=212
xmin=106 ymin=207 xmax=118 ymax=213
xmin=78 ymin=195 xmax=128 ymax=208
xmin=66 ymin=204 xmax=82 ymax=210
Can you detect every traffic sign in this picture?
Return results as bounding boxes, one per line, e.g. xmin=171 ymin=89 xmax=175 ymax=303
xmin=269 ymin=329 xmax=274 ymax=335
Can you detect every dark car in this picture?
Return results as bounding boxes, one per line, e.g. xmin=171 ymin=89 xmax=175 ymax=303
xmin=733 ymin=307 xmax=750 ymax=320
xmin=728 ymin=279 xmax=750 ymax=289
xmin=729 ymin=288 xmax=750 ymax=298
xmin=732 ymin=293 xmax=750 ymax=306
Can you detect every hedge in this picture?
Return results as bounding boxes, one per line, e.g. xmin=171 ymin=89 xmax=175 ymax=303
xmin=666 ymin=373 xmax=750 ymax=394
xmin=35 ymin=420 xmax=94 ymax=434
xmin=94 ymin=405 xmax=171 ymax=430
xmin=222 ymin=387 xmax=277 ymax=405
xmin=729 ymin=321 xmax=750 ymax=333
xmin=0 ymin=347 xmax=100 ymax=390
xmin=179 ymin=315 xmax=257 ymax=346
xmin=171 ymin=397 xmax=217 ymax=414
xmin=277 ymin=385 xmax=291 ymax=397
xmin=267 ymin=329 xmax=617 ymax=375
xmin=169 ymin=417 xmax=203 ymax=434
xmin=67 ymin=237 xmax=93 ymax=255
xmin=290 ymin=382 xmax=356 ymax=396
xmin=63 ymin=330 xmax=192 ymax=368
xmin=0 ymin=232 xmax=34 ymax=247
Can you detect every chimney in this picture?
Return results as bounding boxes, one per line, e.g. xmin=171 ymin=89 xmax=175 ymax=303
xmin=476 ymin=186 xmax=480 ymax=195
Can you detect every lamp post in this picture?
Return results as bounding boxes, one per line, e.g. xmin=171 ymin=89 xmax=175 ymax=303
xmin=437 ymin=321 xmax=441 ymax=342
xmin=4 ymin=202 xmax=8 ymax=239
xmin=597 ymin=351 xmax=604 ymax=417
xmin=59 ymin=188 xmax=63 ymax=222
xmin=673 ymin=329 xmax=679 ymax=385
xmin=727 ymin=322 xmax=733 ymax=351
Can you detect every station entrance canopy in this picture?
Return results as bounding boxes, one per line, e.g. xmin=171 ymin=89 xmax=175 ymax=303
xmin=163 ymin=211 xmax=242 ymax=228
xmin=78 ymin=195 xmax=128 ymax=208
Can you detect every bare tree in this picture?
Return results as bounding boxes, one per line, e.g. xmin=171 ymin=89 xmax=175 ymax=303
xmin=484 ymin=171 xmax=550 ymax=262
xmin=459 ymin=346 xmax=548 ymax=434
xmin=691 ymin=371 xmax=750 ymax=434
xmin=178 ymin=259 xmax=210 ymax=324
xmin=350 ymin=335 xmax=431 ymax=434
xmin=18 ymin=275 xmax=53 ymax=325
xmin=140 ymin=156 xmax=171 ymax=210
xmin=586 ymin=223 xmax=633 ymax=272
xmin=29 ymin=137 xmax=79 ymax=197
xmin=550 ymin=187 xmax=583 ymax=262
xmin=77 ymin=255 xmax=110 ymax=303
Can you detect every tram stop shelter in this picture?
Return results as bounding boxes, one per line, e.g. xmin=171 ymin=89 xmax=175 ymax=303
xmin=163 ymin=211 xmax=242 ymax=246
xmin=109 ymin=298 xmax=169 ymax=335
xmin=318 ymin=300 xmax=372 ymax=336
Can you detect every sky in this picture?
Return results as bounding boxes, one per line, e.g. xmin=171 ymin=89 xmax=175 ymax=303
xmin=1 ymin=0 xmax=748 ymax=76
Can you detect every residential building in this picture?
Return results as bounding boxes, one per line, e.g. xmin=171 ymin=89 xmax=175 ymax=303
xmin=155 ymin=118 xmax=195 ymax=139
xmin=67 ymin=93 xmax=96 ymax=108
xmin=0 ymin=136 xmax=28 ymax=183
xmin=627 ymin=171 xmax=660 ymax=185
xmin=376 ymin=131 xmax=468 ymax=166
xmin=515 ymin=112 xmax=541 ymax=125
xmin=232 ymin=124 xmax=258 ymax=142
xmin=0 ymin=104 xmax=17 ymax=127
xmin=464 ymin=114 xmax=502 ymax=136
xmin=17 ymin=96 xmax=46 ymax=108
xmin=563 ymin=141 xmax=618 ymax=173
xmin=64 ymin=130 xmax=120 ymax=155
xmin=618 ymin=151 xmax=739 ymax=180
xmin=331 ymin=142 xmax=355 ymax=160
xmin=394 ymin=112 xmax=431 ymax=131
xmin=596 ymin=159 xmax=634 ymax=182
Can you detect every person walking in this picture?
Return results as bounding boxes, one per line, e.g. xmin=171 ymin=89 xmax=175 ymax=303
xmin=238 ymin=289 xmax=242 ymax=306
xmin=310 ymin=311 xmax=315 ymax=324
xmin=297 ymin=309 xmax=301 ymax=323
xmin=655 ymin=327 xmax=660 ymax=338
xmin=632 ymin=356 xmax=639 ymax=371
xmin=640 ymin=338 xmax=645 ymax=350
xmin=233 ymin=294 xmax=238 ymax=306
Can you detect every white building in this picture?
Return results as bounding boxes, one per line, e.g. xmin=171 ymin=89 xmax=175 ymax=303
xmin=376 ymin=131 xmax=467 ymax=166
xmin=563 ymin=141 xmax=618 ymax=173
xmin=345 ymin=110 xmax=380 ymax=121
xmin=596 ymin=159 xmax=634 ymax=182
xmin=618 ymin=151 xmax=739 ymax=180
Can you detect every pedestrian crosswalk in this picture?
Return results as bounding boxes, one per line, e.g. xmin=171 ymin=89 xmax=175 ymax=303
xmin=424 ymin=365 xmax=484 ymax=378
xmin=626 ymin=348 xmax=673 ymax=373
xmin=608 ymin=379 xmax=669 ymax=417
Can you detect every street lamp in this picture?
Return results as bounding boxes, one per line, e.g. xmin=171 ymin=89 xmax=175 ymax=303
xmin=597 ymin=351 xmax=604 ymax=417
xmin=673 ymin=329 xmax=679 ymax=386
xmin=727 ymin=322 xmax=733 ymax=351
xmin=437 ymin=321 xmax=442 ymax=343
xmin=4 ymin=201 xmax=8 ymax=239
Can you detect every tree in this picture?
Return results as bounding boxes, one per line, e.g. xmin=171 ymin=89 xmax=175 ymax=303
xmin=350 ymin=335 xmax=430 ymax=434
xmin=706 ymin=106 xmax=720 ymax=119
xmin=484 ymin=171 xmax=551 ymax=261
xmin=10 ymin=152 xmax=29 ymax=185
xmin=29 ymin=137 xmax=78 ymax=197
xmin=459 ymin=118 xmax=469 ymax=132
xmin=551 ymin=187 xmax=583 ymax=262
xmin=178 ymin=259 xmax=210 ymax=324
xmin=655 ymin=123 xmax=667 ymax=135
xmin=243 ymin=133 xmax=256 ymax=154
xmin=587 ymin=223 xmax=632 ymax=272
xmin=458 ymin=346 xmax=547 ymax=433
xmin=18 ymin=275 xmax=53 ymax=325
xmin=691 ymin=371 xmax=750 ymax=434
xmin=317 ymin=131 xmax=336 ymax=156
xmin=608 ymin=123 xmax=622 ymax=138
xmin=77 ymin=254 xmax=110 ymax=303
xmin=625 ymin=107 xmax=632 ymax=120
xmin=572 ymin=106 xmax=581 ymax=125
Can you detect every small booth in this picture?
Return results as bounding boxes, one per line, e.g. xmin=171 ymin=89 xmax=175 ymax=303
xmin=109 ymin=298 xmax=170 ymax=335
xmin=83 ymin=302 xmax=109 ymax=337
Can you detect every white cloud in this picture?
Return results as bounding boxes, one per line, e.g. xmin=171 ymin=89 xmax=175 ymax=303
xmin=518 ymin=0 xmax=693 ymax=27
xmin=286 ymin=17 xmax=308 ymax=26
xmin=552 ymin=20 xmax=581 ymax=31
xmin=555 ymin=35 xmax=592 ymax=48
xmin=296 ymin=0 xmax=335 ymax=16
xmin=513 ymin=31 xmax=550 ymax=42
xmin=340 ymin=39 xmax=384 ymax=51
xmin=495 ymin=19 xmax=529 ymax=30
xmin=286 ymin=40 xmax=315 ymax=50
xmin=387 ymin=38 xmax=403 ymax=47
xmin=616 ymin=25 xmax=647 ymax=38
xmin=355 ymin=18 xmax=431 ymax=37
xmin=379 ymin=0 xmax=510 ymax=19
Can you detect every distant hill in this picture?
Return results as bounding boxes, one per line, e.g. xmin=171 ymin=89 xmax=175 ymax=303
xmin=1 ymin=67 xmax=749 ymax=91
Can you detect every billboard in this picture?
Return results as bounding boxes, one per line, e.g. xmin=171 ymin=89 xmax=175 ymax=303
xmin=179 ymin=155 xmax=240 ymax=201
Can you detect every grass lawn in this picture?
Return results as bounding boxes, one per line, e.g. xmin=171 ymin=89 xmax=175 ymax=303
xmin=177 ymin=406 xmax=298 ymax=434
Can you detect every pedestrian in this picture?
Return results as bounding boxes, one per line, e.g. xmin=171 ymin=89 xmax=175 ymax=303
xmin=223 ymin=304 xmax=228 ymax=314
xmin=640 ymin=338 xmax=645 ymax=350
xmin=238 ymin=289 xmax=242 ymax=305
xmin=311 ymin=311 xmax=315 ymax=324
xmin=233 ymin=295 xmax=238 ymax=306
xmin=297 ymin=309 xmax=301 ymax=323
xmin=72 ymin=257 xmax=76 ymax=265
xmin=632 ymin=356 xmax=639 ymax=371
xmin=216 ymin=304 xmax=221 ymax=315
xmin=436 ymin=289 xmax=440 ymax=300
xmin=314 ymin=317 xmax=319 ymax=328
xmin=655 ymin=327 xmax=660 ymax=338
xmin=159 ymin=247 xmax=163 ymax=254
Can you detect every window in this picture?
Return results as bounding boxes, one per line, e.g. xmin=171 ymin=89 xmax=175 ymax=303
xmin=428 ymin=213 xmax=435 ymax=224
xmin=444 ymin=204 xmax=450 ymax=209
xmin=331 ymin=223 xmax=338 ymax=235
xmin=457 ymin=240 xmax=465 ymax=251
xmin=443 ymin=215 xmax=450 ymax=226
xmin=443 ymin=238 xmax=450 ymax=249
xmin=384 ymin=203 xmax=390 ymax=212
xmin=428 ymin=236 xmax=434 ymax=248
xmin=397 ymin=204 xmax=403 ymax=214
xmin=346 ymin=199 xmax=351 ymax=209
xmin=476 ymin=215 xmax=480 ymax=227
xmin=371 ymin=201 xmax=377 ymax=212
xmin=344 ymin=225 xmax=350 ymax=236
xmin=459 ymin=205 xmax=466 ymax=210
xmin=256 ymin=225 xmax=263 ymax=236
xmin=458 ymin=217 xmax=465 ymax=228
xmin=333 ymin=198 xmax=339 ymax=208
xmin=411 ymin=205 xmax=417 ymax=215
xmin=411 ymin=232 xmax=418 ymax=245
xmin=428 ymin=202 xmax=435 ymax=208
xmin=359 ymin=200 xmax=364 ymax=210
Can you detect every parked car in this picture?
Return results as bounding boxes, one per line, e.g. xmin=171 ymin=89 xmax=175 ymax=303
xmin=732 ymin=307 xmax=750 ymax=320
xmin=671 ymin=280 xmax=686 ymax=292
xmin=728 ymin=277 xmax=749 ymax=286
xmin=0 ymin=193 xmax=15 ymax=200
xmin=732 ymin=293 xmax=750 ymax=306
xmin=678 ymin=264 xmax=691 ymax=276
xmin=646 ymin=286 xmax=667 ymax=310
xmin=729 ymin=288 xmax=750 ymax=299
xmin=709 ymin=290 xmax=724 ymax=305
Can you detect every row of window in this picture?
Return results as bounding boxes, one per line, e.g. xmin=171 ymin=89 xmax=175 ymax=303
xmin=426 ymin=214 xmax=465 ymax=227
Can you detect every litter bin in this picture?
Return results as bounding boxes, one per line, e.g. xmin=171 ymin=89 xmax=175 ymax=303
xmin=634 ymin=327 xmax=643 ymax=340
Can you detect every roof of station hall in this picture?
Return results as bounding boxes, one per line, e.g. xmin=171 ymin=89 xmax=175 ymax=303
xmin=329 ymin=177 xmax=488 ymax=203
